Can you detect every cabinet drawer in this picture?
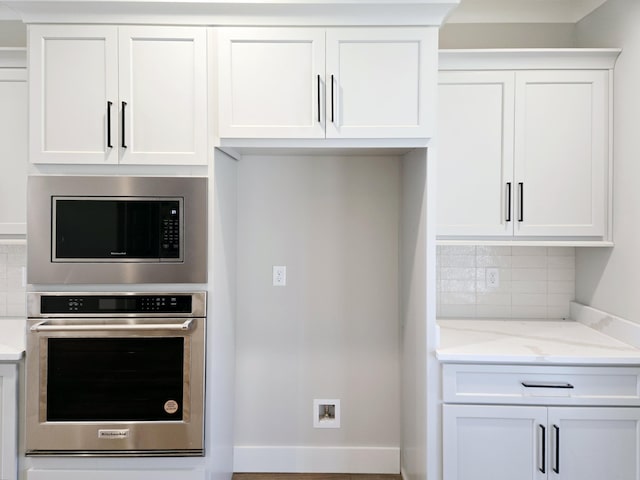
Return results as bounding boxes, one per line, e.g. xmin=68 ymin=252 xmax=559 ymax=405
xmin=443 ymin=364 xmax=640 ymax=406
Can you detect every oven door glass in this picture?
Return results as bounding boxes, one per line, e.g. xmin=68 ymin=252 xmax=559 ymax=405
xmin=46 ymin=337 xmax=185 ymax=421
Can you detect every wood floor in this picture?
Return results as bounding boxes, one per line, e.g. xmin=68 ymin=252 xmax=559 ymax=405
xmin=233 ymin=475 xmax=402 ymax=480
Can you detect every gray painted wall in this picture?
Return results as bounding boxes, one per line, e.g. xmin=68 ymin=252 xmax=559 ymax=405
xmin=574 ymin=0 xmax=640 ymax=322
xmin=234 ymin=154 xmax=401 ymax=450
xmin=0 ymin=20 xmax=25 ymax=46
xmin=439 ymin=22 xmax=576 ymax=48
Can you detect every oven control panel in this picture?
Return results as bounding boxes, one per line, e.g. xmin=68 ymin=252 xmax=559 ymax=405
xmin=40 ymin=295 xmax=193 ymax=314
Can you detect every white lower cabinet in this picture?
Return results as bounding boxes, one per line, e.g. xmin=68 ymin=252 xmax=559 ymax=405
xmin=444 ymin=405 xmax=640 ymax=480
xmin=443 ymin=364 xmax=640 ymax=480
xmin=0 ymin=364 xmax=18 ymax=480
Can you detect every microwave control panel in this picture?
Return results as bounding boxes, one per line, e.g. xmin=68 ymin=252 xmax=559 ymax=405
xmin=160 ymin=202 xmax=181 ymax=258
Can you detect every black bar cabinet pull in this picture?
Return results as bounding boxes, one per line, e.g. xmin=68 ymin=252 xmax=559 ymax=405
xmin=521 ymin=382 xmax=574 ymax=389
xmin=317 ymin=74 xmax=321 ymax=123
xmin=553 ymin=424 xmax=560 ymax=474
xmin=121 ymin=101 xmax=127 ymax=148
xmin=506 ymin=182 xmax=512 ymax=222
xmin=518 ymin=182 xmax=524 ymax=222
xmin=539 ymin=424 xmax=546 ymax=473
xmin=331 ymin=74 xmax=335 ymax=123
xmin=106 ymin=101 xmax=113 ymax=148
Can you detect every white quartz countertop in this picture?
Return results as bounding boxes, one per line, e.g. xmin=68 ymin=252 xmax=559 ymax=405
xmin=0 ymin=318 xmax=25 ymax=361
xmin=437 ymin=319 xmax=640 ymax=365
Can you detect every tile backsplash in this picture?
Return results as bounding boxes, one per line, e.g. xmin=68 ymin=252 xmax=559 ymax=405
xmin=437 ymin=246 xmax=575 ymax=319
xmin=0 ymin=244 xmax=26 ymax=317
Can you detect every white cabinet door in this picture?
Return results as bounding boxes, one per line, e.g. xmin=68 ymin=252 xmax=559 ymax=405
xmin=548 ymin=407 xmax=640 ymax=480
xmin=0 ymin=364 xmax=18 ymax=480
xmin=217 ymin=28 xmax=326 ymax=138
xmin=437 ymin=71 xmax=515 ymax=236
xmin=118 ymin=26 xmax=208 ymax=165
xmin=29 ymin=25 xmax=119 ymax=164
xmin=0 ymin=65 xmax=27 ymax=235
xmin=514 ymin=70 xmax=608 ymax=237
xmin=443 ymin=404 xmax=547 ymax=480
xmin=326 ymin=27 xmax=436 ymax=139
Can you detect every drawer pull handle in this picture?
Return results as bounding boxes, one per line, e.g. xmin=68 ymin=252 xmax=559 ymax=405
xmin=552 ymin=424 xmax=560 ymax=474
xmin=539 ymin=424 xmax=546 ymax=473
xmin=521 ymin=382 xmax=574 ymax=389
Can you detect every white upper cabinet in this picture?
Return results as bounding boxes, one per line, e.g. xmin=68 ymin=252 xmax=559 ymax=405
xmin=0 ymin=49 xmax=27 ymax=236
xmin=29 ymin=26 xmax=118 ymax=164
xmin=216 ymin=27 xmax=436 ymax=140
xmin=437 ymin=50 xmax=619 ymax=244
xmin=514 ymin=71 xmax=607 ymax=237
xmin=438 ymin=71 xmax=515 ymax=237
xmin=29 ymin=25 xmax=208 ymax=165
xmin=217 ymin=28 xmax=325 ymax=139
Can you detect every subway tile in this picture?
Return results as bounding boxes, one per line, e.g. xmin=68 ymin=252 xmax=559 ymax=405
xmin=440 ymin=267 xmax=476 ymax=280
xmin=512 ymin=305 xmax=548 ymax=318
xmin=547 ymin=256 xmax=575 ymax=269
xmin=547 ymin=247 xmax=575 ymax=257
xmin=6 ymin=301 xmax=25 ymax=317
xmin=441 ymin=293 xmax=476 ymax=305
xmin=440 ymin=280 xmax=476 ymax=293
xmin=547 ymin=294 xmax=573 ymax=307
xmin=512 ymin=246 xmax=547 ymax=256
xmin=512 ymin=255 xmax=547 ymax=268
xmin=512 ymin=293 xmax=547 ymax=306
xmin=548 ymin=268 xmax=575 ymax=281
xmin=548 ymin=281 xmax=575 ymax=295
xmin=439 ymin=304 xmax=476 ymax=318
xmin=439 ymin=255 xmax=476 ymax=268
xmin=548 ymin=305 xmax=571 ymax=319
xmin=7 ymin=252 xmax=26 ymax=266
xmin=511 ymin=281 xmax=547 ymax=294
xmin=6 ymin=267 xmax=24 ymax=292
xmin=476 ymin=293 xmax=511 ymax=306
xmin=476 ymin=246 xmax=512 ymax=256
xmin=476 ymin=305 xmax=512 ymax=318
xmin=476 ymin=279 xmax=512 ymax=294
xmin=438 ymin=245 xmax=476 ymax=256
xmin=476 ymin=255 xmax=512 ymax=268
xmin=512 ymin=268 xmax=547 ymax=281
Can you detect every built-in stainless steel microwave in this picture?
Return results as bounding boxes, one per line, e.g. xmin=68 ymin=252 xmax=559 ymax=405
xmin=28 ymin=176 xmax=207 ymax=284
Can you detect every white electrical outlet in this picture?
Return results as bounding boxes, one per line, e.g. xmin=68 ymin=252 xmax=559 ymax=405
xmin=273 ymin=266 xmax=286 ymax=286
xmin=486 ymin=268 xmax=500 ymax=288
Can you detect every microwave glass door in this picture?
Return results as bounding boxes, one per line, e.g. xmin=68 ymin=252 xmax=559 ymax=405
xmin=46 ymin=336 xmax=186 ymax=422
xmin=53 ymin=197 xmax=181 ymax=261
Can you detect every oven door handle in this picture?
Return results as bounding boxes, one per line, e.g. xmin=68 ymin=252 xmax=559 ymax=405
xmin=30 ymin=319 xmax=195 ymax=332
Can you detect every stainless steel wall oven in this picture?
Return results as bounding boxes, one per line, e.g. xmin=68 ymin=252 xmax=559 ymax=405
xmin=26 ymin=292 xmax=206 ymax=456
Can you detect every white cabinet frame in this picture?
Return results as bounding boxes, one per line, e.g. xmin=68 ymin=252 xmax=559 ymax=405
xmin=0 ymin=364 xmax=18 ymax=480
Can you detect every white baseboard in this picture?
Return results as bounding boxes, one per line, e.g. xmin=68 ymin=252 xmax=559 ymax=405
xmin=233 ymin=446 xmax=400 ymax=474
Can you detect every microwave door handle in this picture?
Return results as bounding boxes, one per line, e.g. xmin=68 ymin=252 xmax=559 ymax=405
xmin=30 ymin=319 xmax=194 ymax=332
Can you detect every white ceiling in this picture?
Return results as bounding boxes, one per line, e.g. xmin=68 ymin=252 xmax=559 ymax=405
xmin=446 ymin=0 xmax=609 ymax=23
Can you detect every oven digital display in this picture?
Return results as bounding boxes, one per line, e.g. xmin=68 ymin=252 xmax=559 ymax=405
xmin=40 ymin=295 xmax=193 ymax=314
xmin=98 ymin=298 xmax=118 ymax=311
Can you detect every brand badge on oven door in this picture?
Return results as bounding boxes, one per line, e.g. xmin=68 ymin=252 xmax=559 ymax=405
xmin=98 ymin=429 xmax=130 ymax=439
xmin=164 ymin=400 xmax=179 ymax=414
